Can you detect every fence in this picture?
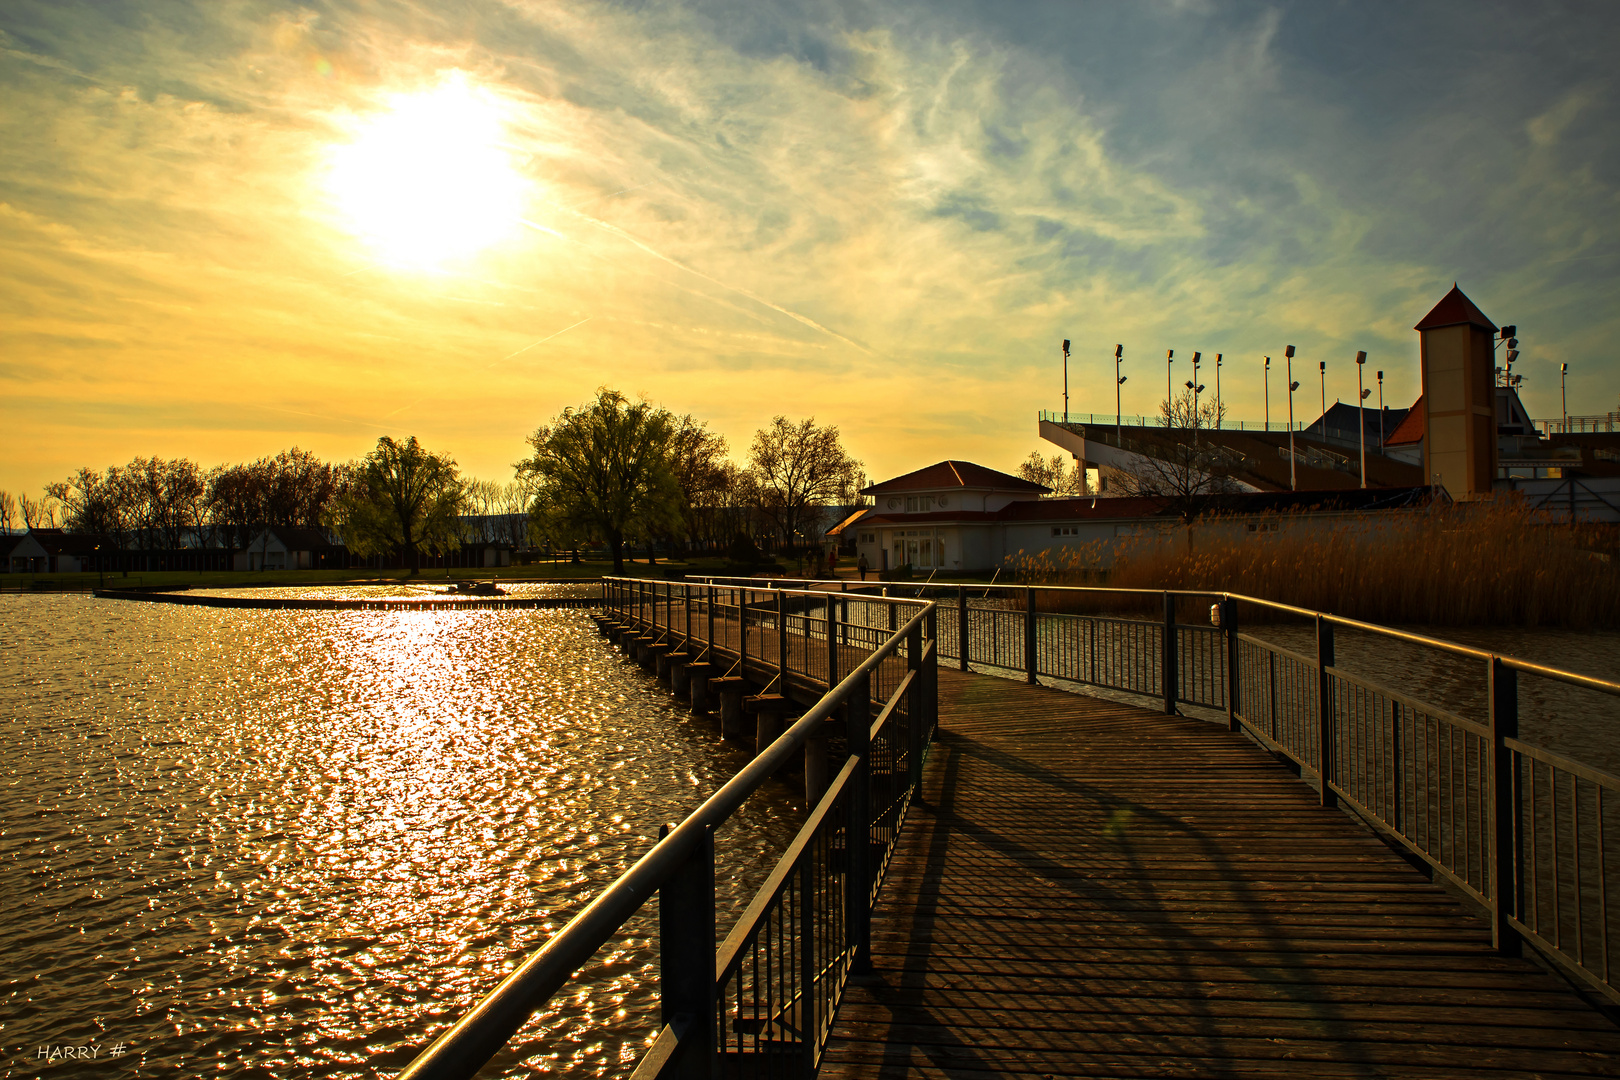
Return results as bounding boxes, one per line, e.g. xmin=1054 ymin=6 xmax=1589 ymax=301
xmin=397 ymin=579 xmax=938 ymax=1080
xmin=697 ymin=575 xmax=1620 ymax=1010
xmin=1039 ymin=409 xmax=1303 ymax=432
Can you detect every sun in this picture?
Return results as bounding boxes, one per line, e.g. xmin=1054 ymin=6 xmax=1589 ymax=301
xmin=325 ymin=73 xmax=527 ymax=270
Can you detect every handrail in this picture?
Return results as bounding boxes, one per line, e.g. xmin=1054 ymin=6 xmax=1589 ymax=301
xmin=397 ymin=578 xmax=936 ymax=1079
xmin=692 ymin=574 xmax=1620 ymax=695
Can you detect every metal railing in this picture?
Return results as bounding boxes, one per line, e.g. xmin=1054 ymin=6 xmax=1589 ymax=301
xmin=1039 ymin=409 xmax=1303 ymax=432
xmin=396 ymin=578 xmax=938 ymax=1079
xmin=694 ymin=574 xmax=1620 ymax=1008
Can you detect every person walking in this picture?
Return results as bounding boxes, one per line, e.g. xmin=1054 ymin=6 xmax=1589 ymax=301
xmin=857 ymin=551 xmax=869 ymax=581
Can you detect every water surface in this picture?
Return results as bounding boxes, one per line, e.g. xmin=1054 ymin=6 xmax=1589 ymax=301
xmin=2 ymin=595 xmax=799 ymax=1077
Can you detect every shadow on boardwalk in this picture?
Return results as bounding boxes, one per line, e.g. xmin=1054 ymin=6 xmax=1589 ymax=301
xmin=819 ymin=670 xmax=1620 ymax=1079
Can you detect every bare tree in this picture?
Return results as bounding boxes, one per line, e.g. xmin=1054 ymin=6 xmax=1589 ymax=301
xmin=0 ymin=490 xmax=14 ymax=533
xmin=19 ymin=493 xmax=44 ymax=530
xmin=1111 ymin=440 xmax=1245 ymax=517
xmin=1016 ymin=452 xmax=1084 ymax=497
xmin=747 ymin=416 xmax=862 ymax=554
xmin=1159 ymin=385 xmax=1229 ymax=432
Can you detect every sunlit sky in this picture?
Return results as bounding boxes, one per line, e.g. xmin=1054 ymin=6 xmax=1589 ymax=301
xmin=3 ymin=1 xmax=1618 ymax=495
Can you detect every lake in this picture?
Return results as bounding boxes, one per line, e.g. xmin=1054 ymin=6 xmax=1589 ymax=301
xmin=1 ymin=595 xmax=801 ymax=1077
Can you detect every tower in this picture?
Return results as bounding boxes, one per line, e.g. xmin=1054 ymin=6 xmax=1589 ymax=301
xmin=1414 ymin=284 xmax=1497 ymax=499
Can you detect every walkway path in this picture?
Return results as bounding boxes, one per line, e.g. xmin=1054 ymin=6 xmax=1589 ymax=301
xmin=818 ymin=670 xmax=1620 ymax=1078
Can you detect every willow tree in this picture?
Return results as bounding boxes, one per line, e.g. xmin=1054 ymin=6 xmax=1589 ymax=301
xmin=329 ymin=436 xmax=463 ymax=572
xmin=518 ymin=389 xmax=682 ymax=575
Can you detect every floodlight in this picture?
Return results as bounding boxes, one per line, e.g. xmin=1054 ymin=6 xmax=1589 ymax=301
xmin=1285 ymin=345 xmax=1295 ymax=358
xmin=1289 ymin=381 xmax=1300 ymax=391
xmin=1356 ymin=350 xmax=1367 ymax=365
xmin=1115 ymin=344 xmax=1123 ymax=358
xmin=1506 ymin=349 xmax=1519 ymax=363
xmin=1360 ymin=389 xmax=1371 ymax=400
xmin=1062 ymin=339 xmax=1070 ymax=356
xmin=1186 ymin=380 xmax=1195 ymax=390
xmin=1500 ymin=325 xmax=1516 ymax=339
xmin=1192 ymin=351 xmax=1201 ymax=364
xmin=1118 ymin=376 xmax=1127 ymax=385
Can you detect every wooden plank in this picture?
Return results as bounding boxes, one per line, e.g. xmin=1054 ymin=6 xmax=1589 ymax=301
xmin=820 ymin=668 xmax=1620 ymax=1077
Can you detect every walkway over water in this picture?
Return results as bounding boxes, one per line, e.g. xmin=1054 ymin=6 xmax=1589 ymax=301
xmin=821 ymin=670 xmax=1620 ymax=1078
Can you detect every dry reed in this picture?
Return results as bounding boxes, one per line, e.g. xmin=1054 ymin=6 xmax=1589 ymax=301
xmin=1012 ymin=501 xmax=1620 ymax=628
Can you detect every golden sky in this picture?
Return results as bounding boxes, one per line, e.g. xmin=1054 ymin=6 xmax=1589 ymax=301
xmin=3 ymin=1 xmax=1618 ymax=495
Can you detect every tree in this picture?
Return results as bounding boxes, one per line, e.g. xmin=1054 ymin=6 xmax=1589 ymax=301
xmin=1017 ymin=452 xmax=1085 ymax=497
xmin=0 ymin=490 xmax=14 ymax=533
xmin=517 ymin=389 xmax=682 ymax=575
xmin=328 ymin=437 xmax=463 ymax=572
xmin=665 ymin=414 xmax=731 ymax=556
xmin=1159 ymin=386 xmax=1228 ymax=431
xmin=1111 ymin=439 xmax=1246 ymax=516
xmin=48 ymin=467 xmax=135 ymax=550
xmin=746 ymin=416 xmax=863 ymax=553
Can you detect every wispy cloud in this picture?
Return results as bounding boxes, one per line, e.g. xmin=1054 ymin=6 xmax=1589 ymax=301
xmin=2 ymin=0 xmax=1617 ymax=493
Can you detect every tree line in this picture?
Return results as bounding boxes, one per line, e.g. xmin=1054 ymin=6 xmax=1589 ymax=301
xmin=2 ymin=389 xmax=865 ymax=575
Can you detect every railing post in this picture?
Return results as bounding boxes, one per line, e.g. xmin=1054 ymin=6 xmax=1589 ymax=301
xmin=826 ymin=594 xmax=838 ymax=689
xmin=1162 ymin=592 xmax=1177 ymax=715
xmin=1225 ymin=598 xmax=1240 ymax=733
xmin=957 ymin=586 xmax=969 ymax=672
xmin=907 ymin=618 xmax=925 ymax=791
xmin=657 ymin=822 xmax=717 ymax=1078
xmin=707 ymin=585 xmax=715 ymax=658
xmin=1391 ymin=699 xmax=1403 ymax=834
xmin=739 ymin=589 xmax=748 ymax=673
xmin=925 ymin=607 xmax=939 ymax=744
xmin=777 ymin=591 xmax=789 ymax=685
xmin=1490 ymin=657 xmax=1523 ymax=956
xmin=845 ymin=668 xmax=872 ymax=973
xmin=797 ymin=847 xmax=816 ymax=1077
xmin=1024 ymin=587 xmax=1038 ymax=685
xmin=1316 ymin=616 xmax=1337 ymax=808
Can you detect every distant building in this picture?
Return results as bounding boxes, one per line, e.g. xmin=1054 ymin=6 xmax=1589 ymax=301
xmin=848 ymin=460 xmax=1434 ymax=573
xmin=236 ymin=528 xmax=346 ymax=572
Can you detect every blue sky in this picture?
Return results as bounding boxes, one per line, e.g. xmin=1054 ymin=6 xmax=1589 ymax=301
xmin=2 ymin=0 xmax=1617 ymax=492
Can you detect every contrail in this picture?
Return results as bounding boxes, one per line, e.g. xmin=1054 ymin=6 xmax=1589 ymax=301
xmin=378 ymin=315 xmax=594 ymax=422
xmin=500 ymin=316 xmax=593 ymax=361
xmin=537 ymin=202 xmax=873 ymax=355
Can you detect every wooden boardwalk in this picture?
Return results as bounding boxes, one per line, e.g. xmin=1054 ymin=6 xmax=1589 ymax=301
xmin=819 ymin=670 xmax=1620 ymax=1079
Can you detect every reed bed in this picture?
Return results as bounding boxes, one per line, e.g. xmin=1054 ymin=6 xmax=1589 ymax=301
xmin=1012 ymin=501 xmax=1620 ymax=628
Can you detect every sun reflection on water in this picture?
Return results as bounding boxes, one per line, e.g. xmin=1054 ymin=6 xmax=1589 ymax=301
xmin=1 ymin=595 xmax=800 ymax=1076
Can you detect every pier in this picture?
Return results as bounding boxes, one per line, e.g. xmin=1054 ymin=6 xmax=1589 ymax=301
xmin=396 ymin=577 xmax=1620 ymax=1079
xmin=823 ymin=669 xmax=1620 ymax=1077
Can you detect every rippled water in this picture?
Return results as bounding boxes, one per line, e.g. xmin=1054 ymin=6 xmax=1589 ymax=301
xmin=184 ymin=582 xmax=601 ymax=601
xmin=1 ymin=595 xmax=801 ymax=1077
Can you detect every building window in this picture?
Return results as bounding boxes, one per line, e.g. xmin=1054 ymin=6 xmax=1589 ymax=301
xmin=1245 ymin=521 xmax=1280 ymax=533
xmin=905 ymin=495 xmax=935 ymax=512
xmin=1051 ymin=526 xmax=1081 ymax=537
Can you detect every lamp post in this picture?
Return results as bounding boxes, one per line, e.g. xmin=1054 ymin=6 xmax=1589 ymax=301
xmin=1264 ymin=356 xmax=1271 ymax=429
xmin=1318 ymin=360 xmax=1327 ymax=434
xmin=1286 ymin=345 xmax=1298 ymax=491
xmin=1190 ymin=351 xmax=1202 ymax=427
xmin=1376 ymin=369 xmax=1385 ymax=448
xmin=1561 ymin=363 xmax=1569 ymax=431
xmin=1214 ymin=353 xmax=1222 ymax=430
xmin=1165 ymin=349 xmax=1174 ymax=426
xmin=1062 ymin=339 xmax=1070 ymax=423
xmin=1355 ymin=350 xmax=1368 ymax=489
xmin=1115 ymin=344 xmax=1124 ymax=444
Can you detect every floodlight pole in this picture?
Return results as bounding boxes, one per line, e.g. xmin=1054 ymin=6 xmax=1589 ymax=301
xmin=1356 ymin=350 xmax=1367 ymax=488
xmin=1319 ymin=360 xmax=1327 ymax=434
xmin=1115 ymin=344 xmax=1124 ymax=445
xmin=1377 ymin=370 xmax=1385 ymax=448
xmin=1286 ymin=345 xmax=1297 ymax=491
xmin=1165 ymin=349 xmax=1173 ymax=426
xmin=1264 ymin=357 xmax=1271 ymax=429
xmin=1062 ymin=339 xmax=1070 ymax=423
xmin=1561 ymin=363 xmax=1569 ymax=431
xmin=1215 ymin=353 xmax=1222 ymax=430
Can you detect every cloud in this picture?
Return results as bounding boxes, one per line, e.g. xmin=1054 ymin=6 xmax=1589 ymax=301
xmin=1 ymin=0 xmax=1618 ymax=494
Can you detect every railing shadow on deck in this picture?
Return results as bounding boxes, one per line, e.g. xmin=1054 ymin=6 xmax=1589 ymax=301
xmin=694 ymin=574 xmax=1620 ymax=1014
xmin=395 ymin=578 xmax=939 ymax=1080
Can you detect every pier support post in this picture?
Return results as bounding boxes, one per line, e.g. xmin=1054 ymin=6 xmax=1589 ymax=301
xmin=1316 ymin=616 xmax=1337 ymax=808
xmin=1490 ymin=658 xmax=1523 ymax=956
xmin=716 ymin=681 xmax=746 ymax=738
xmin=657 ymin=822 xmax=716 ymax=1079
xmin=845 ymin=667 xmax=872 ymax=973
xmin=805 ymin=727 xmax=829 ymax=805
xmin=670 ymin=660 xmax=691 ymax=698
xmin=754 ymin=711 xmax=782 ymax=757
xmin=688 ymin=668 xmax=711 ymax=715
